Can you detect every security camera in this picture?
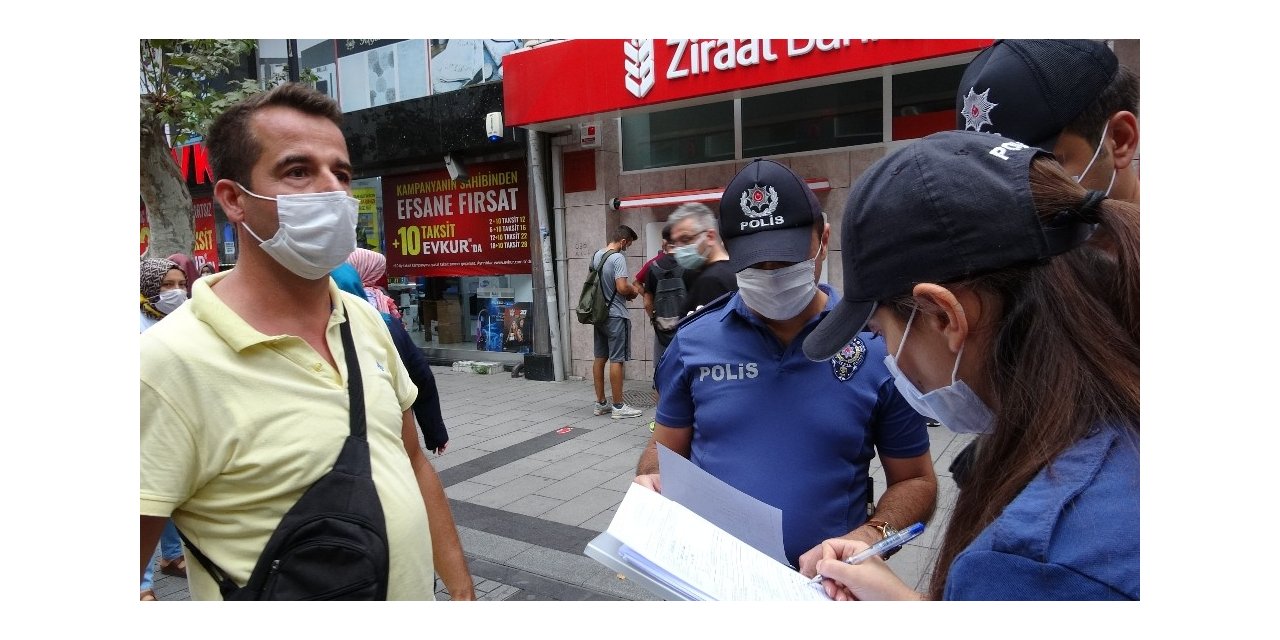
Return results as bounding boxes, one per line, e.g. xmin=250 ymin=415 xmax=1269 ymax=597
xmin=486 ymin=112 xmax=503 ymax=142
xmin=444 ymin=153 xmax=468 ymax=181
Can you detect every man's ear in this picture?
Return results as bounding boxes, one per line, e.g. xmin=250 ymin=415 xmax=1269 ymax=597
xmin=911 ymin=283 xmax=971 ymax=354
xmin=1108 ymin=111 xmax=1139 ymax=171
xmin=214 ymin=179 xmax=246 ymax=224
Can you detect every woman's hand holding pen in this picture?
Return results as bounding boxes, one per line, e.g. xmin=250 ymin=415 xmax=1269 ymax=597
xmin=814 ymin=538 xmax=923 ymax=601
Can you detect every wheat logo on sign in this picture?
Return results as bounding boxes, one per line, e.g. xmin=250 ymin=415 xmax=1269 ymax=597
xmin=624 ymin=40 xmax=655 ymax=99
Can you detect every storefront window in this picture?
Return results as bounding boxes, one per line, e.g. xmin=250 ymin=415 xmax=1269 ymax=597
xmin=742 ymin=78 xmax=882 ymax=156
xmin=891 ymin=64 xmax=966 ymax=140
xmin=619 ymin=61 xmax=970 ymax=170
xmin=351 ymin=177 xmax=384 ymax=253
xmin=621 ymin=101 xmax=735 ymax=171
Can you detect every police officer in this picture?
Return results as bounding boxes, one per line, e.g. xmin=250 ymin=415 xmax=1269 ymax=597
xmin=633 ymin=159 xmax=938 ymax=576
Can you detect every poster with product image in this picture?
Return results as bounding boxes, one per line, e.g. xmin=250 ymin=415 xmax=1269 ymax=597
xmin=337 ymin=39 xmax=428 ymax=112
xmin=429 ymin=39 xmax=523 ymax=94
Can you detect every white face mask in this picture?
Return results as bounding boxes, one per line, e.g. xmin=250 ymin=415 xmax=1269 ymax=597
xmin=735 ymin=258 xmax=818 ymax=321
xmin=236 ymin=183 xmax=359 ymax=280
xmin=883 ymin=307 xmax=995 ymax=435
xmin=1071 ymin=120 xmax=1116 ymax=197
xmin=154 ymin=288 xmax=187 ymax=315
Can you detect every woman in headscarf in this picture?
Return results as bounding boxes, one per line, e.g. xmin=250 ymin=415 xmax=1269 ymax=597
xmin=140 ymin=258 xmax=188 ymax=332
xmin=803 ymin=131 xmax=1138 ymax=600
xmin=139 ymin=257 xmax=190 ymax=599
xmin=346 ymin=248 xmax=403 ymax=323
xmin=166 ymin=253 xmax=198 ymax=296
xmin=331 ymin=263 xmax=449 ymax=454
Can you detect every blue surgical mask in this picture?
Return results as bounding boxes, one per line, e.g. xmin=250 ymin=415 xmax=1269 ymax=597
xmin=883 ymin=307 xmax=995 ymax=435
xmin=1071 ymin=120 xmax=1116 ymax=198
xmin=673 ymin=236 xmax=708 ymax=270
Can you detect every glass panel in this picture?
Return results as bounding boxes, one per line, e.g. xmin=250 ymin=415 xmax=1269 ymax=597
xmin=742 ymin=79 xmax=882 ymax=156
xmin=430 ymin=39 xmax=525 ymax=95
xmin=891 ymin=64 xmax=966 ymax=141
xmin=621 ymin=101 xmax=735 ymax=171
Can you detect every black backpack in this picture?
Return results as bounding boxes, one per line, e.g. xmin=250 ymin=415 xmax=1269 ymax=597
xmin=177 ymin=311 xmax=391 ymax=600
xmin=650 ymin=260 xmax=687 ymax=347
xmin=575 ymin=249 xmax=618 ymax=325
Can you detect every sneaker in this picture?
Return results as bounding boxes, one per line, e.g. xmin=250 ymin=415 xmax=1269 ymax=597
xmin=611 ymin=404 xmax=643 ymax=419
xmin=592 ymin=402 xmax=610 ymax=416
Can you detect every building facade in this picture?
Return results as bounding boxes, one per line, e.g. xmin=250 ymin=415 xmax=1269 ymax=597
xmin=501 ymin=39 xmax=1139 ymax=382
xmin=143 ymin=38 xmax=1139 ymax=383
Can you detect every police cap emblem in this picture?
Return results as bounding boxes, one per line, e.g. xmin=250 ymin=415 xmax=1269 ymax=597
xmin=740 ymin=183 xmax=779 ymax=219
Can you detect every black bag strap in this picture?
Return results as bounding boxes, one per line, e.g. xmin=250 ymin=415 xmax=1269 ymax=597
xmin=595 ymin=249 xmax=619 ymax=310
xmin=175 ymin=308 xmax=366 ymax=597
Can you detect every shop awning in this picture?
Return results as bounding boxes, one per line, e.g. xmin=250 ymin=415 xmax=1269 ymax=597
xmin=611 ymin=178 xmax=831 ymax=211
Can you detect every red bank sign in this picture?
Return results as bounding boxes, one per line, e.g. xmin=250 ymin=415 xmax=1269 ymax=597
xmin=503 ymin=39 xmax=992 ymax=126
xmin=382 ymin=159 xmax=532 ymax=278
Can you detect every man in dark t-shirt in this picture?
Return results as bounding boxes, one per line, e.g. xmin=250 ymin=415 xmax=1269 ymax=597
xmin=665 ymin=203 xmax=738 ymax=317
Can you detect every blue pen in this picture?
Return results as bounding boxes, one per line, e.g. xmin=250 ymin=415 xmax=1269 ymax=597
xmin=809 ymin=522 xmax=925 ymax=585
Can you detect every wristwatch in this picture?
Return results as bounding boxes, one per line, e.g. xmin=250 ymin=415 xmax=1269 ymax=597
xmin=864 ymin=519 xmax=902 ymax=558
xmin=865 ymin=519 xmax=898 ymax=540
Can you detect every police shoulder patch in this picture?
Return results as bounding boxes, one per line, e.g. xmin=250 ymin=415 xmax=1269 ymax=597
xmin=830 ymin=336 xmax=867 ymax=381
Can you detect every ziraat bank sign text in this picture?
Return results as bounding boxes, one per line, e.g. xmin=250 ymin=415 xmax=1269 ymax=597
xmin=382 ymin=159 xmax=532 ymax=278
xmin=503 ymin=39 xmax=992 ymax=127
xmin=628 ymin=39 xmax=876 ymax=98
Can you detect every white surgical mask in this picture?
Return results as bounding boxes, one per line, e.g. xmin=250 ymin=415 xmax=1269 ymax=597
xmin=883 ymin=307 xmax=995 ymax=435
xmin=154 ymin=288 xmax=187 ymax=315
xmin=735 ymin=258 xmax=818 ymax=321
xmin=1071 ymin=120 xmax=1116 ymax=197
xmin=236 ymin=183 xmax=359 ymax=280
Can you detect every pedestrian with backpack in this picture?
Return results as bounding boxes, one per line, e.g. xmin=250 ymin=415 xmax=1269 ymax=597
xmin=640 ymin=223 xmax=680 ymax=362
xmin=586 ymin=225 xmax=644 ymax=419
xmin=140 ymin=83 xmax=473 ymax=600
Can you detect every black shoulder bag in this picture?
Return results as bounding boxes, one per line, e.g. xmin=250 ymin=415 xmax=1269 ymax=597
xmin=177 ymin=311 xmax=391 ymax=600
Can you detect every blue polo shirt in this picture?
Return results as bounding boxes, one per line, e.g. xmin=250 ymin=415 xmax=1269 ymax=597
xmin=655 ymin=284 xmax=930 ymax=565
xmin=945 ymin=424 xmax=1139 ymax=600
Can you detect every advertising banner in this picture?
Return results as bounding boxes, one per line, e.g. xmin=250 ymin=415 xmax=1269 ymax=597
xmin=352 ymin=183 xmax=382 ymax=252
xmin=140 ymin=202 xmax=150 ymax=257
xmin=382 ymin=158 xmax=532 ymax=278
xmin=192 ymin=197 xmax=219 ymax=271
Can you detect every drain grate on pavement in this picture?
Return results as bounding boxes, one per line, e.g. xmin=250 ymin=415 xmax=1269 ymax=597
xmin=623 ymin=389 xmax=658 ymax=408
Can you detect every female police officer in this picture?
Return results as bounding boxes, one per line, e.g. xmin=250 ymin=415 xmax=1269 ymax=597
xmin=802 ymin=130 xmax=1139 ymax=600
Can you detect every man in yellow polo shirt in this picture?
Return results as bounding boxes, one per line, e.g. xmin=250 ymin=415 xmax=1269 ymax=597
xmin=140 ymin=83 xmax=473 ymax=600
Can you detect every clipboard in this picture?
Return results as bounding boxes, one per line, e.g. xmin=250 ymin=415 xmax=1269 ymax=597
xmin=584 ymin=531 xmax=700 ymax=601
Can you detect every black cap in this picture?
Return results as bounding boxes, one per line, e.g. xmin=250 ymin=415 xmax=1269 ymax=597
xmin=718 ymin=159 xmax=823 ymax=272
xmin=803 ymin=130 xmax=1092 ymax=362
xmin=956 ymin=39 xmax=1119 ymax=149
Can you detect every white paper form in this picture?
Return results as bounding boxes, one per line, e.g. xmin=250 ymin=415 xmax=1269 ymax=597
xmin=608 ymin=484 xmax=828 ymax=601
xmin=656 ymin=444 xmax=790 ymax=566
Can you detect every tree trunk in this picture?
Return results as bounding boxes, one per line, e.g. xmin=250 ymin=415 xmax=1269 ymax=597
xmin=139 ymin=116 xmax=194 ymax=260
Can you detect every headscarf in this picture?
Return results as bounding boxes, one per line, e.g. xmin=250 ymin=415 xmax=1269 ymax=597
xmin=141 ymin=258 xmax=179 ymax=319
xmin=166 ymin=253 xmax=198 ymax=295
xmin=346 ymin=248 xmax=402 ymax=320
xmin=331 ymin=263 xmax=367 ymax=301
